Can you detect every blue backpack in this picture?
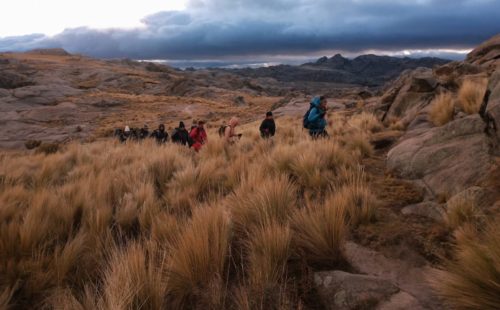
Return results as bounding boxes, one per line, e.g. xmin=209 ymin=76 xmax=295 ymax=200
xmin=303 ymin=106 xmax=313 ymax=129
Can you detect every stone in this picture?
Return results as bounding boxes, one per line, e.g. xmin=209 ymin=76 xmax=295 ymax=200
xmin=314 ymin=270 xmax=399 ymax=310
xmin=446 ymin=186 xmax=488 ymax=210
xmin=12 ymin=85 xmax=81 ymax=106
xmin=387 ymin=115 xmax=493 ymax=196
xmin=377 ymin=291 xmax=425 ymax=310
xmin=401 ymin=201 xmax=444 ymax=221
xmin=344 ymin=242 xmax=444 ymax=309
xmin=466 ymin=34 xmax=500 ymax=66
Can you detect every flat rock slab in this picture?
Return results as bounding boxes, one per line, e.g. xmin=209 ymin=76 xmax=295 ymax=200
xmin=315 ymin=270 xmax=399 ymax=310
xmin=401 ymin=201 xmax=444 ymax=221
xmin=387 ymin=115 xmax=493 ymax=196
xmin=377 ymin=291 xmax=425 ymax=310
xmin=344 ymin=242 xmax=444 ymax=309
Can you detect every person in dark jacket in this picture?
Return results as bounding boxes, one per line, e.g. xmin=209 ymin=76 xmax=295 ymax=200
xmin=259 ymin=111 xmax=276 ymax=138
xmin=139 ymin=124 xmax=149 ymax=140
xmin=150 ymin=124 xmax=168 ymax=144
xmin=307 ymin=96 xmax=328 ymax=138
xmin=171 ymin=121 xmax=191 ymax=146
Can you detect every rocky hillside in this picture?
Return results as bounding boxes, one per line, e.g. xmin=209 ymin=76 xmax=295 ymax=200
xmin=0 ymin=49 xmax=296 ymax=148
xmin=375 ymin=34 xmax=499 ymax=198
xmin=222 ymin=54 xmax=449 ymax=87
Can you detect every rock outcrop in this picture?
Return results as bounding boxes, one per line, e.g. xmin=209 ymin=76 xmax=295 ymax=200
xmin=380 ymin=34 xmax=500 ymax=197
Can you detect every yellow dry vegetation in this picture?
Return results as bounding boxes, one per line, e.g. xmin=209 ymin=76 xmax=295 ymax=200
xmin=0 ymin=115 xmax=379 ymax=308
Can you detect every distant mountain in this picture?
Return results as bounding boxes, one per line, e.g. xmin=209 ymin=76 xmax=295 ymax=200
xmin=224 ymin=54 xmax=450 ymax=87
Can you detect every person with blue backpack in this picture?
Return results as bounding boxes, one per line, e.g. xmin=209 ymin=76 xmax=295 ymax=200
xmin=303 ymin=95 xmax=329 ymax=138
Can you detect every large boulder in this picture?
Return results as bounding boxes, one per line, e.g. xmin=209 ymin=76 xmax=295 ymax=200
xmin=387 ymin=115 xmax=492 ymax=196
xmin=314 ymin=271 xmax=399 ymax=310
xmin=382 ymin=68 xmax=437 ymax=122
xmin=466 ymin=34 xmax=500 ymax=67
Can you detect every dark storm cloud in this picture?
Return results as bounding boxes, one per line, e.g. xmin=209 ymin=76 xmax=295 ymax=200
xmin=1 ymin=0 xmax=499 ymax=59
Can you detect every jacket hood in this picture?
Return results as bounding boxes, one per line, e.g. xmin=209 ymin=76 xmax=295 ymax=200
xmin=310 ymin=96 xmax=322 ymax=107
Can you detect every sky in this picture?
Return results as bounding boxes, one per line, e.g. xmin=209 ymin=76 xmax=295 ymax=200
xmin=0 ymin=0 xmax=499 ymax=64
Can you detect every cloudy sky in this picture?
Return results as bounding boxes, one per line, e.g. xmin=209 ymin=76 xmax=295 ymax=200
xmin=1 ymin=0 xmax=499 ymax=63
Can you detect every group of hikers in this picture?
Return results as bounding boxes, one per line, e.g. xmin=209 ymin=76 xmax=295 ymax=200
xmin=114 ymin=95 xmax=329 ymax=151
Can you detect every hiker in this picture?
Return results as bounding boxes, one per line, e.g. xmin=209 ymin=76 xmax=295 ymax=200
xmin=259 ymin=111 xmax=276 ymax=138
xmin=118 ymin=125 xmax=131 ymax=143
xmin=150 ymin=124 xmax=168 ymax=144
xmin=171 ymin=121 xmax=191 ymax=146
xmin=304 ymin=95 xmax=328 ymax=138
xmin=189 ymin=120 xmax=207 ymax=152
xmin=224 ymin=117 xmax=242 ymax=144
xmin=139 ymin=124 xmax=149 ymax=140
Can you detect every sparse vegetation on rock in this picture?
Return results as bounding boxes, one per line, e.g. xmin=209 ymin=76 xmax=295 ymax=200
xmin=429 ymin=92 xmax=454 ymax=126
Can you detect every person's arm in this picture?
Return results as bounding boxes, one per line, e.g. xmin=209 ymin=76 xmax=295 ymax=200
xmin=224 ymin=126 xmax=232 ymax=141
xmin=270 ymin=120 xmax=276 ymax=135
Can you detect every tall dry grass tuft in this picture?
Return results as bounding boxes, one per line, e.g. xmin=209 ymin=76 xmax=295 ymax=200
xmin=102 ymin=243 xmax=165 ymax=309
xmin=445 ymin=195 xmax=484 ymax=231
xmin=344 ymin=132 xmax=373 ymax=157
xmin=230 ymin=175 xmax=297 ymax=237
xmin=291 ymin=202 xmax=347 ymax=266
xmin=165 ymin=206 xmax=230 ymax=308
xmin=458 ymin=79 xmax=488 ymax=114
xmin=429 ymin=92 xmax=454 ymax=126
xmin=431 ymin=222 xmax=500 ymax=309
xmin=347 ymin=112 xmax=383 ymax=133
xmin=247 ymin=223 xmax=291 ymax=289
xmin=329 ymin=167 xmax=377 ymax=226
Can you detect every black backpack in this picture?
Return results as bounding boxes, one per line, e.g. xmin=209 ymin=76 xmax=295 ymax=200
xmin=303 ymin=106 xmax=314 ymax=129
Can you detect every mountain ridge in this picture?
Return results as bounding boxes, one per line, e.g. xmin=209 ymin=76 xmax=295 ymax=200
xmin=220 ymin=53 xmax=450 ymax=87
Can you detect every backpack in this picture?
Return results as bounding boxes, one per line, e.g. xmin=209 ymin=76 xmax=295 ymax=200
xmin=303 ymin=106 xmax=314 ymax=129
xmin=218 ymin=125 xmax=228 ymax=137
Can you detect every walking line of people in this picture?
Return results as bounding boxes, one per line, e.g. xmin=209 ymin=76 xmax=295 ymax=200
xmin=114 ymin=95 xmax=329 ymax=151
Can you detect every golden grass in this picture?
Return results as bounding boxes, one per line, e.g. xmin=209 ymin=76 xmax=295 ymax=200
xmin=247 ymin=223 xmax=291 ymax=289
xmin=329 ymin=167 xmax=377 ymax=226
xmin=429 ymin=92 xmax=454 ymax=126
xmin=291 ymin=202 xmax=347 ymax=265
xmin=431 ymin=222 xmax=500 ymax=309
xmin=347 ymin=112 xmax=383 ymax=133
xmin=165 ymin=206 xmax=230 ymax=308
xmin=0 ymin=113 xmax=388 ymax=308
xmin=445 ymin=195 xmax=484 ymax=231
xmin=458 ymin=79 xmax=488 ymax=114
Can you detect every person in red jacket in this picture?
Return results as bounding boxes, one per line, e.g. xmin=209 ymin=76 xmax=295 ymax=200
xmin=189 ymin=120 xmax=207 ymax=152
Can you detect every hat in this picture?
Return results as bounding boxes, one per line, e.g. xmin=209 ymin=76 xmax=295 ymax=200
xmin=124 ymin=126 xmax=130 ymax=132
